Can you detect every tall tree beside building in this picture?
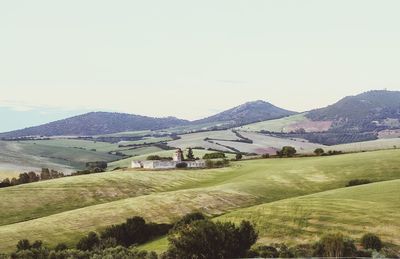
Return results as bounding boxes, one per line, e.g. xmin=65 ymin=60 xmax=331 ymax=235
xmin=187 ymin=148 xmax=194 ymax=160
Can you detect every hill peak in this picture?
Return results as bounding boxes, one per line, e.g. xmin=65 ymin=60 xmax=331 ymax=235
xmin=193 ymin=100 xmax=296 ymax=126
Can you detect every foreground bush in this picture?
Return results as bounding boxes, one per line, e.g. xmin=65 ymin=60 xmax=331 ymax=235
xmin=361 ymin=233 xmax=382 ymax=251
xmin=164 ymin=219 xmax=257 ymax=259
xmin=100 ymin=216 xmax=172 ymax=248
xmin=313 ymin=233 xmax=356 ymax=258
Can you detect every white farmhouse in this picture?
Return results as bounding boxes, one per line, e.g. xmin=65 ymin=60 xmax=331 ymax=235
xmin=131 ymin=149 xmax=206 ymax=170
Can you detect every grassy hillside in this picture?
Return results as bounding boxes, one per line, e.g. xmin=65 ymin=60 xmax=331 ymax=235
xmin=143 ymin=179 xmax=400 ymax=252
xmin=0 ymin=140 xmax=122 ymax=174
xmin=0 ymin=150 xmax=399 ymax=251
xmin=23 ymin=139 xmax=120 ymax=152
xmin=331 ymin=138 xmax=400 ymax=152
xmin=219 ymin=179 xmax=400 ymax=247
xmin=0 ymin=141 xmax=76 ymax=174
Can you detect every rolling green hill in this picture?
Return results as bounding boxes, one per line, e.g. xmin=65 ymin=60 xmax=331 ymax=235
xmin=0 ymin=149 xmax=399 ymax=251
xmin=218 ymin=179 xmax=400 ymax=247
xmin=143 ymin=179 xmax=400 ymax=253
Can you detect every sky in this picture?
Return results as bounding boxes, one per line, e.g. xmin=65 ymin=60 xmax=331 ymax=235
xmin=1 ymin=0 xmax=400 ymax=132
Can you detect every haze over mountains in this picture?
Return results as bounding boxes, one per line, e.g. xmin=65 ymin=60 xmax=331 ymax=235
xmin=1 ymin=90 xmax=399 ymax=138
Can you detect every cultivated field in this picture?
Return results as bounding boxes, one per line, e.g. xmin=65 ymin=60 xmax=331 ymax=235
xmin=167 ymin=130 xmax=239 ymax=152
xmin=167 ymin=130 xmax=325 ymax=154
xmin=237 ymin=113 xmax=332 ymax=133
xmin=0 ymin=149 xmax=399 ymax=251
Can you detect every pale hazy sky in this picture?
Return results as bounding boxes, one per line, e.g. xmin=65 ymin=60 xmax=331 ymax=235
xmin=1 ymin=0 xmax=400 ymax=129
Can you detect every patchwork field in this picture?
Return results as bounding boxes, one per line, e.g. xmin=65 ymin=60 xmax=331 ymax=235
xmin=217 ymin=131 xmax=325 ymax=154
xmin=0 ymin=149 xmax=399 ymax=252
xmin=167 ymin=130 xmax=239 ymax=152
xmin=237 ymin=113 xmax=332 ymax=133
xmin=167 ymin=130 xmax=325 ymax=155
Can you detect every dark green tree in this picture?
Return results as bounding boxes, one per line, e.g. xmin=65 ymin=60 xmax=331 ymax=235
xmin=18 ymin=173 xmax=30 ymax=184
xmin=54 ymin=243 xmax=68 ymax=251
xmin=40 ymin=168 xmax=51 ymax=180
xmin=187 ymin=148 xmax=195 ymax=160
xmin=76 ymin=232 xmax=100 ymax=251
xmin=167 ymin=219 xmax=257 ymax=258
xmin=278 ymin=146 xmax=297 ymax=157
xmin=236 ymin=153 xmax=243 ymax=160
xmin=16 ymin=239 xmax=31 ymax=251
xmin=314 ymin=148 xmax=325 ymax=156
xmin=172 ymin=212 xmax=206 ymax=231
xmin=361 ymin=233 xmax=382 ymax=251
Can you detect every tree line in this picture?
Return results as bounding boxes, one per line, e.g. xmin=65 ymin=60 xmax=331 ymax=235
xmin=0 ymin=169 xmax=64 ymax=188
xmin=0 ymin=161 xmax=109 ymax=189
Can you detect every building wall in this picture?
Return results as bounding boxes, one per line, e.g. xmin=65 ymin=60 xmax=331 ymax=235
xmin=131 ymin=159 xmax=206 ymax=170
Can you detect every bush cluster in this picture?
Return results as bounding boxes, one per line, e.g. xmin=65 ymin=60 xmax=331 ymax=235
xmin=205 ymin=159 xmax=230 ymax=168
xmin=202 ymin=152 xmax=226 ymax=159
xmin=346 ymin=178 xmax=373 ymax=187
xmin=164 ymin=217 xmax=257 ymax=259
xmin=249 ymin=232 xmax=390 ymax=258
xmin=146 ymin=155 xmax=172 ymax=161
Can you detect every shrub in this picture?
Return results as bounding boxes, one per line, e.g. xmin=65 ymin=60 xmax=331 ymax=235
xmin=205 ymin=159 xmax=229 ymax=168
xmin=314 ymin=148 xmax=325 ymax=156
xmin=76 ymin=232 xmax=100 ymax=251
xmin=361 ymin=233 xmax=382 ymax=251
xmin=172 ymin=212 xmax=206 ymax=231
xmin=250 ymin=245 xmax=279 ymax=258
xmin=166 ymin=219 xmax=257 ymax=259
xmin=313 ymin=233 xmax=356 ymax=258
xmin=146 ymin=155 xmax=172 ymax=161
xmin=235 ymin=153 xmax=243 ymax=160
xmin=176 ymin=162 xmax=188 ymax=169
xmin=54 ymin=243 xmax=68 ymax=251
xmin=202 ymin=152 xmax=226 ymax=159
xmin=86 ymin=161 xmax=107 ymax=170
xmin=346 ymin=179 xmax=372 ymax=187
xmin=16 ymin=239 xmax=31 ymax=251
xmin=101 ymin=216 xmax=172 ymax=247
xmin=261 ymin=153 xmax=270 ymax=159
xmin=277 ymin=146 xmax=297 ymax=157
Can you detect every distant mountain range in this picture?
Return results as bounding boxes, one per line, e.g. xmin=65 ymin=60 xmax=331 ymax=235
xmin=0 ymin=113 xmax=189 ymax=138
xmin=1 ymin=90 xmax=399 ymax=138
xmin=0 ymin=100 xmax=295 ymax=138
